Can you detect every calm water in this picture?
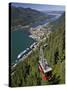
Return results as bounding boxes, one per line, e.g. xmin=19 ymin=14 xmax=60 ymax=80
xmin=11 ymin=29 xmax=35 ymax=64
xmin=11 ymin=14 xmax=61 ymax=65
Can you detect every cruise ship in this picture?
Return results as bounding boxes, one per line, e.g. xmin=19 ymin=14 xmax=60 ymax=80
xmin=17 ymin=50 xmax=27 ymax=59
xmin=17 ymin=42 xmax=37 ymax=60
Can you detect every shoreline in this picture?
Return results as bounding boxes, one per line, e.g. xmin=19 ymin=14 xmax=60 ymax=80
xmin=11 ymin=18 xmax=53 ymax=70
xmin=11 ymin=33 xmax=48 ymax=71
xmin=11 ymin=41 xmax=38 ymax=69
xmin=11 ymin=22 xmax=51 ymax=69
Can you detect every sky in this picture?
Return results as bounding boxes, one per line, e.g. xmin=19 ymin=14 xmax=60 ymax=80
xmin=11 ymin=3 xmax=65 ymax=12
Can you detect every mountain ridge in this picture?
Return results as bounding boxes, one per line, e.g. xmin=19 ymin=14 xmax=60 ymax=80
xmin=10 ymin=5 xmax=48 ymax=27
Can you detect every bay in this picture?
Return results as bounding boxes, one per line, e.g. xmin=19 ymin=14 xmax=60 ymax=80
xmin=11 ymin=14 xmax=60 ymax=65
xmin=11 ymin=29 xmax=35 ymax=65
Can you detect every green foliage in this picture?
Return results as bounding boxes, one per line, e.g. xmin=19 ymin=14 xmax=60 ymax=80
xmin=11 ymin=48 xmax=42 ymax=87
xmin=11 ymin=5 xmax=48 ymax=27
xmin=11 ymin=13 xmax=65 ymax=87
xmin=44 ymin=13 xmax=65 ymax=83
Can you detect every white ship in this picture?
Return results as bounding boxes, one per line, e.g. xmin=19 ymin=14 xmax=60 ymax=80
xmin=17 ymin=50 xmax=27 ymax=59
xmin=17 ymin=42 xmax=37 ymax=60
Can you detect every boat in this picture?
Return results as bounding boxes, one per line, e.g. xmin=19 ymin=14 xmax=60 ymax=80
xmin=17 ymin=42 xmax=37 ymax=60
xmin=30 ymin=42 xmax=36 ymax=49
xmin=17 ymin=50 xmax=27 ymax=59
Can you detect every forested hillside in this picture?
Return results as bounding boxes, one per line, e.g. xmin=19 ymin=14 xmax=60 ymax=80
xmin=10 ymin=12 xmax=65 ymax=87
xmin=10 ymin=5 xmax=48 ymax=27
xmin=44 ymin=12 xmax=65 ymax=84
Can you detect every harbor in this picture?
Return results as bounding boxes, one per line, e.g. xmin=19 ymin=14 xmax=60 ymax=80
xmin=11 ymin=41 xmax=38 ymax=69
xmin=11 ymin=13 xmax=61 ymax=68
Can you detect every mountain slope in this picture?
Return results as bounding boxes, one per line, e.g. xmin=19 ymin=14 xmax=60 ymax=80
xmin=10 ymin=6 xmax=48 ymax=27
xmin=10 ymin=13 xmax=65 ymax=87
xmin=44 ymin=12 xmax=65 ymax=84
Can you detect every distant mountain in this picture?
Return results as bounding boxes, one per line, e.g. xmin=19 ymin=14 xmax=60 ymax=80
xmin=46 ymin=11 xmax=64 ymax=14
xmin=11 ymin=12 xmax=65 ymax=86
xmin=10 ymin=6 xmax=48 ymax=27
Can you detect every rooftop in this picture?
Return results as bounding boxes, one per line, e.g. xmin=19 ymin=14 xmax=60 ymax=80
xmin=39 ymin=59 xmax=52 ymax=73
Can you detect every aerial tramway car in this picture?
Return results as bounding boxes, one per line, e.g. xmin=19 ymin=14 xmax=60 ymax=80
xmin=38 ymin=46 xmax=52 ymax=80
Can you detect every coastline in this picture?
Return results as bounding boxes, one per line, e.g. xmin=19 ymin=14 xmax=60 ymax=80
xmin=11 ymin=41 xmax=38 ymax=68
xmin=11 ymin=14 xmax=59 ymax=71
xmin=11 ymin=21 xmax=51 ymax=70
